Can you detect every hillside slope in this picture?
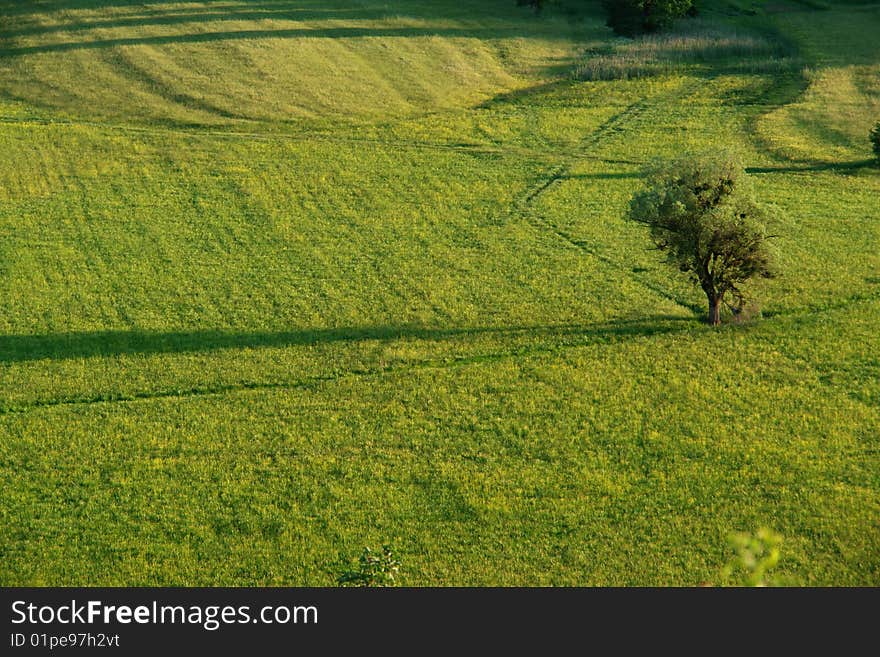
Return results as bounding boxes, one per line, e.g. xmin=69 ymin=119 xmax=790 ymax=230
xmin=0 ymin=0 xmax=878 ymax=586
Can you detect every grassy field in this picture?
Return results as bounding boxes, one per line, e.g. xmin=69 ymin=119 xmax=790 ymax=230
xmin=0 ymin=0 xmax=877 ymax=585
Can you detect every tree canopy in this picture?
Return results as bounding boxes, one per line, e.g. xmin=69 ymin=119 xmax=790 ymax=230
xmin=603 ymin=0 xmax=695 ymax=36
xmin=627 ymin=153 xmax=777 ymax=325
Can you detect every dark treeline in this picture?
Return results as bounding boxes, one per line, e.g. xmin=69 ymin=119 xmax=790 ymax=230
xmin=517 ymin=1 xmax=697 ymax=36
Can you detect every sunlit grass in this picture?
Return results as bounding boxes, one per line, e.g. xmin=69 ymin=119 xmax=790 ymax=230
xmin=0 ymin=0 xmax=877 ymax=586
xmin=575 ymin=20 xmax=797 ymax=81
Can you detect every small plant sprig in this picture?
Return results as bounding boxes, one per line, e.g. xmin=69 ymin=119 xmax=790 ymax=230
xmin=721 ymin=527 xmax=783 ymax=587
xmin=337 ymin=545 xmax=401 ymax=587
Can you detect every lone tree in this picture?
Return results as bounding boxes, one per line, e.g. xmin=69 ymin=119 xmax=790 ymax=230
xmin=627 ymin=153 xmax=777 ymax=325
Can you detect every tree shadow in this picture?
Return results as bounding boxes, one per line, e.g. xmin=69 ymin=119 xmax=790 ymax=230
xmin=560 ymin=171 xmax=641 ymax=180
xmin=0 ymin=0 xmax=358 ymax=18
xmin=476 ymin=79 xmax=578 ymax=109
xmin=1 ymin=23 xmax=575 ymax=57
xmin=0 ymin=0 xmax=584 ymax=57
xmin=0 ymin=315 xmax=696 ymax=364
xmin=1 ymin=4 xmax=397 ymax=40
xmin=557 ymin=159 xmax=875 ymax=182
xmin=745 ymin=159 xmax=876 ymax=174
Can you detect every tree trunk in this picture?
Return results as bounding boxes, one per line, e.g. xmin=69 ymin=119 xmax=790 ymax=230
xmin=707 ymin=294 xmax=721 ymax=326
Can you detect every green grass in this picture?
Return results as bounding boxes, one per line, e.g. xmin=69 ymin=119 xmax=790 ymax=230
xmin=0 ymin=0 xmax=878 ymax=586
xmin=574 ymin=18 xmax=797 ymax=81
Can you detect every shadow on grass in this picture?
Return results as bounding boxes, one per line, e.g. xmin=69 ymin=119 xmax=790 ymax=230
xmin=1 ymin=23 xmax=575 ymax=57
xmin=476 ymin=79 xmax=579 ymax=109
xmin=0 ymin=315 xmax=696 ymax=364
xmin=0 ymin=0 xmax=386 ymax=18
xmin=556 ymin=160 xmax=874 ymax=182
xmin=746 ymin=159 xmax=876 ymax=174
xmin=1 ymin=5 xmax=401 ymax=40
xmin=561 ymin=171 xmax=641 ymax=180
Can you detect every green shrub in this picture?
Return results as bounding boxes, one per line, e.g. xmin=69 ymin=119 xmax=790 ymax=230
xmin=602 ymin=0 xmax=695 ymax=36
xmin=721 ymin=528 xmax=783 ymax=587
xmin=337 ymin=545 xmax=401 ymax=587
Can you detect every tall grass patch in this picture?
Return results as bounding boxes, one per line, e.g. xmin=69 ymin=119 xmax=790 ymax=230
xmin=575 ymin=21 xmax=797 ymax=81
